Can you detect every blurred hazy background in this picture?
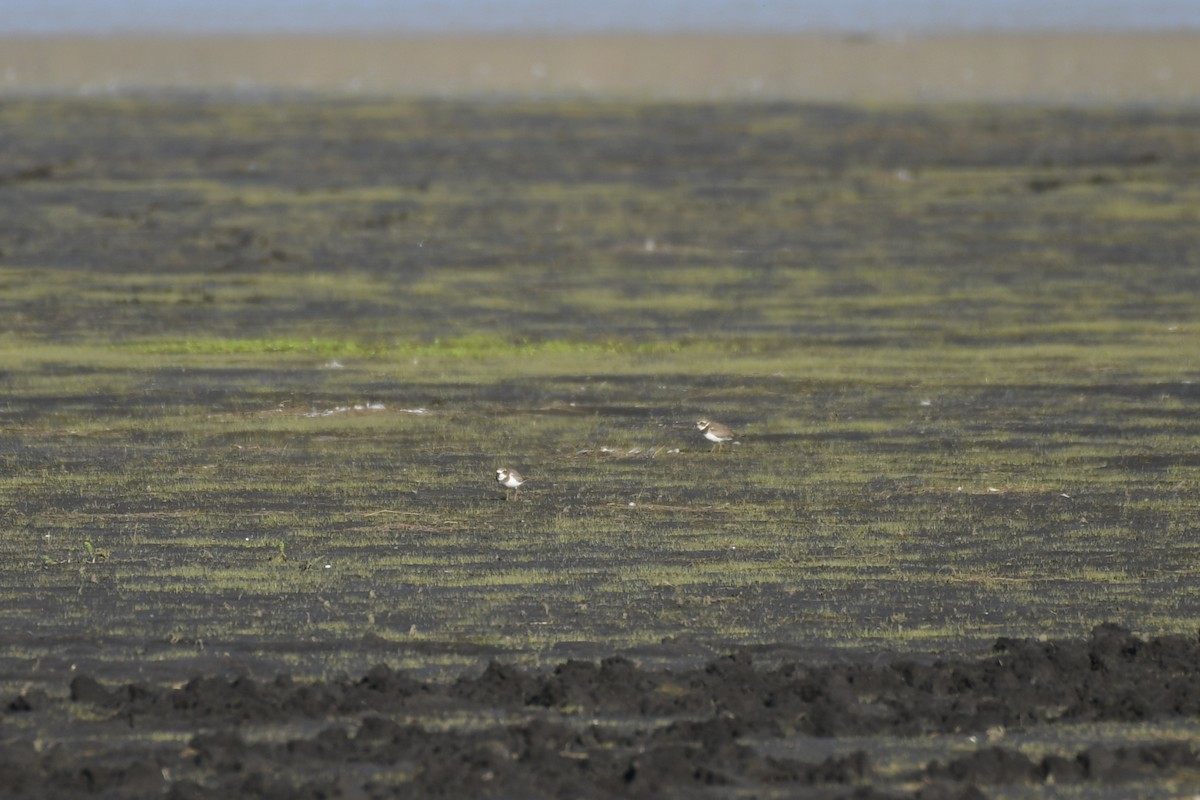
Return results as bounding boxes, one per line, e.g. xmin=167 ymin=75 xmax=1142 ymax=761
xmin=4 ymin=0 xmax=1200 ymax=35
xmin=2 ymin=1 xmax=1198 ymax=101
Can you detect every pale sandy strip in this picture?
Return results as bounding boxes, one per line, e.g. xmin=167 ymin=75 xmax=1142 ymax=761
xmin=1 ymin=32 xmax=1197 ymax=103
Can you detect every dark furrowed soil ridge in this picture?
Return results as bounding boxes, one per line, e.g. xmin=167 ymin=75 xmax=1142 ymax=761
xmin=22 ymin=623 xmax=1197 ymax=734
xmin=4 ymin=625 xmax=1200 ymax=798
xmin=922 ymin=741 xmax=1200 ymax=785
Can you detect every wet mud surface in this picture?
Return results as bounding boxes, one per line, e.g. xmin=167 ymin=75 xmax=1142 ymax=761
xmin=4 ymin=625 xmax=1199 ymax=798
xmin=3 ymin=98 xmax=1200 ymax=797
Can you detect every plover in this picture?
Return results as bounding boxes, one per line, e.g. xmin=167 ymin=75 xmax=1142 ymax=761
xmin=695 ymin=419 xmax=735 ymax=452
xmin=495 ymin=467 xmax=526 ymax=500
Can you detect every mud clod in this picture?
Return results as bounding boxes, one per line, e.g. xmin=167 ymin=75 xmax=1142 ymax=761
xmin=6 ymin=627 xmax=1200 ymax=798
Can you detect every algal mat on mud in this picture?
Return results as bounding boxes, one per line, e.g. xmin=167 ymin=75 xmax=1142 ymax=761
xmin=1 ymin=97 xmax=1199 ymax=797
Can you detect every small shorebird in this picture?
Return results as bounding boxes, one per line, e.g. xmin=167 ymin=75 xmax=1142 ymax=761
xmin=695 ymin=419 xmax=735 ymax=452
xmin=495 ymin=467 xmax=526 ymax=500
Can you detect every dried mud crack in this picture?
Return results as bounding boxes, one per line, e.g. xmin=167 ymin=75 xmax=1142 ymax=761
xmin=4 ymin=625 xmax=1199 ymax=798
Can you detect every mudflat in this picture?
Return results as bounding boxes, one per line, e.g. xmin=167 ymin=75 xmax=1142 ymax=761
xmin=2 ymin=91 xmax=1200 ymax=796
